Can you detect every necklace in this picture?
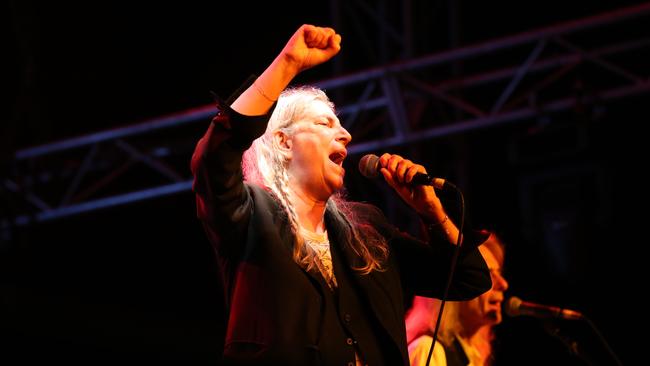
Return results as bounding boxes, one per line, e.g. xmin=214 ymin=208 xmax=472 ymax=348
xmin=299 ymin=227 xmax=337 ymax=288
xmin=299 ymin=227 xmax=329 ymax=246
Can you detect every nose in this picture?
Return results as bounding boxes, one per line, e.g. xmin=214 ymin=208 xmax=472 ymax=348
xmin=492 ymin=271 xmax=509 ymax=291
xmin=337 ymin=125 xmax=352 ymax=146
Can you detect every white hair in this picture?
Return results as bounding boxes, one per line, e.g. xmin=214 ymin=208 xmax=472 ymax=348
xmin=242 ymin=85 xmax=387 ymax=274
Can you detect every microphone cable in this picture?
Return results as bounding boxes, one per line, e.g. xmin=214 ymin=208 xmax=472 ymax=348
xmin=544 ymin=313 xmax=623 ymax=366
xmin=584 ymin=316 xmax=622 ymax=366
xmin=425 ymin=180 xmax=464 ymax=366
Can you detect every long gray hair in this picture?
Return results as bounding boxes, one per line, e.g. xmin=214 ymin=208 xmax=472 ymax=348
xmin=242 ymin=85 xmax=387 ymax=274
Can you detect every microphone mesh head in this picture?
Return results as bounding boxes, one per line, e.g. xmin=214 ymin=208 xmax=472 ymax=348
xmin=504 ymin=296 xmax=522 ymax=317
xmin=358 ymin=154 xmax=379 ymax=178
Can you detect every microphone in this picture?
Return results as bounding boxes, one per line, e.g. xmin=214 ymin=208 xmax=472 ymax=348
xmin=504 ymin=296 xmax=584 ymax=320
xmin=358 ymin=154 xmax=449 ymax=190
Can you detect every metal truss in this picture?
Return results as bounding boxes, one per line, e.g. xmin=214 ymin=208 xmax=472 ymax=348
xmin=3 ymin=2 xmax=650 ymax=228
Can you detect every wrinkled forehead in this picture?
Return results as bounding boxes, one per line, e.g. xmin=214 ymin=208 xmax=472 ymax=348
xmin=302 ymin=99 xmax=337 ymax=119
xmin=291 ymin=100 xmax=340 ymax=128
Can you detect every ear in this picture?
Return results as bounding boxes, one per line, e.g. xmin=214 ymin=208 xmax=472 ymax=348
xmin=273 ymin=130 xmax=293 ymax=158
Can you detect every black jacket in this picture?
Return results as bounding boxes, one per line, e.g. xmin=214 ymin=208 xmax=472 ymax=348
xmin=191 ymin=99 xmax=491 ymax=365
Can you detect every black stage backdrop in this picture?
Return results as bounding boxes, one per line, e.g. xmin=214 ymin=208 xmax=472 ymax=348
xmin=2 ymin=1 xmax=646 ymax=365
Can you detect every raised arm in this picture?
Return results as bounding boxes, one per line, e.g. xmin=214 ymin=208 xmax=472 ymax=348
xmin=191 ymin=24 xmax=341 ymax=255
xmin=231 ymin=24 xmax=341 ymax=115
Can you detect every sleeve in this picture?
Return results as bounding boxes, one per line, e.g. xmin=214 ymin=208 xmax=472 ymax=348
xmin=397 ymin=234 xmax=491 ymax=300
xmin=190 ymin=90 xmax=274 ymax=256
xmin=360 ymin=204 xmax=491 ymax=301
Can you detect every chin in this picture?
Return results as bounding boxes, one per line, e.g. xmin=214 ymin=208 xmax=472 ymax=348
xmin=485 ymin=310 xmax=502 ymax=324
xmin=327 ymin=175 xmax=345 ymax=190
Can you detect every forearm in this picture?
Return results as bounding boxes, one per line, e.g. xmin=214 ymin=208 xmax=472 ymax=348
xmin=420 ymin=201 xmax=461 ymax=245
xmin=231 ymin=55 xmax=298 ymax=115
xmin=231 ymin=24 xmax=341 ymax=115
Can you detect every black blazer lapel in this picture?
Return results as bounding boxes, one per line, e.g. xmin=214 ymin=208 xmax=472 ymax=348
xmin=262 ymin=190 xmax=329 ymax=293
xmin=325 ymin=210 xmax=408 ymax=360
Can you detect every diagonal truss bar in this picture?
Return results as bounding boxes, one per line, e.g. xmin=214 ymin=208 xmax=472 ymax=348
xmin=491 ymin=39 xmax=547 ymax=114
xmin=553 ymin=37 xmax=645 ymax=83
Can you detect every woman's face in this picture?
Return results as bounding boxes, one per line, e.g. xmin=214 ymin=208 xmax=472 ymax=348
xmin=460 ymin=245 xmax=509 ymax=329
xmin=284 ymin=100 xmax=352 ymax=201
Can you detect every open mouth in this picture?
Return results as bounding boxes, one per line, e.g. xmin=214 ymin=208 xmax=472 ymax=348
xmin=489 ymin=297 xmax=503 ymax=307
xmin=329 ymin=151 xmax=347 ymax=166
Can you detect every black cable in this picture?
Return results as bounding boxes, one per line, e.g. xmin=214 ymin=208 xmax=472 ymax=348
xmin=425 ymin=181 xmax=465 ymax=366
xmin=584 ymin=316 xmax=623 ymax=366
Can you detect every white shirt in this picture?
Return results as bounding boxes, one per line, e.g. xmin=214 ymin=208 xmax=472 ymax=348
xmin=408 ymin=334 xmax=487 ymax=366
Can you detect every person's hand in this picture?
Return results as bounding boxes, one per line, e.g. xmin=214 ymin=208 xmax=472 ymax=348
xmin=231 ymin=25 xmax=340 ymax=115
xmin=280 ymin=24 xmax=341 ymax=74
xmin=378 ymin=153 xmax=444 ymax=220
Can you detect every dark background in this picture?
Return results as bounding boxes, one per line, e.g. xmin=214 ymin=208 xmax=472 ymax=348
xmin=2 ymin=1 xmax=647 ymax=365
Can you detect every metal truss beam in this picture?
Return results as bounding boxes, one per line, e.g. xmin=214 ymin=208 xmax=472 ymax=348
xmin=4 ymin=2 xmax=650 ymax=227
